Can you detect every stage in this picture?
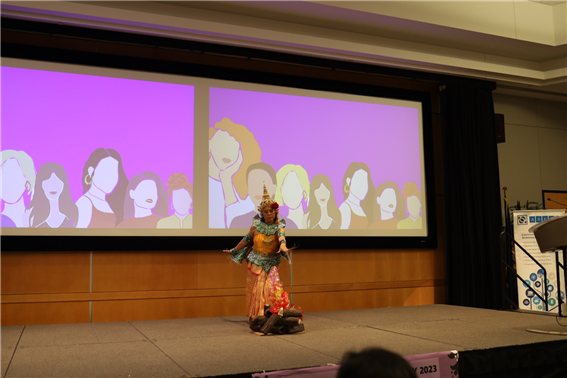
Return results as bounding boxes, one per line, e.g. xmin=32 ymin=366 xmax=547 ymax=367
xmin=2 ymin=305 xmax=567 ymax=378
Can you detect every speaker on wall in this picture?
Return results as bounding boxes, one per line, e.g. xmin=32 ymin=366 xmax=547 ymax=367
xmin=494 ymin=113 xmax=505 ymax=144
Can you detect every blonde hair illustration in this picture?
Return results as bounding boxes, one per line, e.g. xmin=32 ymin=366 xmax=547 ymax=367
xmin=274 ymin=164 xmax=310 ymax=206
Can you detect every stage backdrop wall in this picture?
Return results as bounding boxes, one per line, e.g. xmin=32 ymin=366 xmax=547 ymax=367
xmin=0 ymin=25 xmax=447 ymax=326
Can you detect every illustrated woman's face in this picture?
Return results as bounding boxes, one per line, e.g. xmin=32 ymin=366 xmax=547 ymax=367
xmin=130 ymin=180 xmax=158 ymax=210
xmin=172 ymin=188 xmax=192 ymax=215
xmin=377 ymin=187 xmax=397 ymax=213
xmin=350 ymin=169 xmax=368 ymax=201
xmin=42 ymin=172 xmax=64 ymax=201
xmin=92 ymin=157 xmax=119 ymax=194
xmin=262 ymin=207 xmax=276 ymax=224
xmin=248 ymin=169 xmax=276 ymax=207
xmin=0 ymin=158 xmax=27 ymax=203
xmin=314 ymin=182 xmax=330 ymax=207
xmin=282 ymin=171 xmax=303 ymax=209
xmin=407 ymin=195 xmax=422 ymax=217
xmin=210 ymin=130 xmax=240 ymax=171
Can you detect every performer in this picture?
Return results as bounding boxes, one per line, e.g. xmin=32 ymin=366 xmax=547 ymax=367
xmin=224 ymin=184 xmax=303 ymax=334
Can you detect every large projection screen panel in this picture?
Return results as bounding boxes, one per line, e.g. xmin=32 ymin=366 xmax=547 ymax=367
xmin=1 ymin=58 xmax=428 ymax=241
xmin=1 ymin=60 xmax=198 ymax=236
xmin=207 ymin=85 xmax=426 ymax=237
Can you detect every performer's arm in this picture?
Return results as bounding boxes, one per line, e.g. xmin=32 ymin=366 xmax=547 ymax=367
xmin=223 ymin=226 xmax=254 ymax=253
xmin=277 ymin=228 xmax=289 ymax=253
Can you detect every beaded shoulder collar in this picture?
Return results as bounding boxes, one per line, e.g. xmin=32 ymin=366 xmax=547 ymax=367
xmin=252 ymin=215 xmax=286 ymax=235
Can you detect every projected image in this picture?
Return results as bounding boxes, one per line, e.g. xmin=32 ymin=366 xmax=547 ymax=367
xmin=397 ymin=182 xmax=423 ymax=229
xmin=29 ymin=162 xmax=77 ymax=228
xmin=76 ymin=148 xmax=128 ymax=228
xmin=370 ymin=181 xmax=405 ymax=230
xmin=0 ymin=150 xmax=36 ymax=228
xmin=209 ymin=88 xmax=424 ymax=232
xmin=157 ymin=173 xmax=194 ymax=229
xmin=305 ymin=174 xmax=341 ymax=230
xmin=1 ymin=67 xmax=195 ymax=230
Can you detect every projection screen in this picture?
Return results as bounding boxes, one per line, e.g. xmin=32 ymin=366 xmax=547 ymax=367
xmin=1 ymin=58 xmax=429 ymax=242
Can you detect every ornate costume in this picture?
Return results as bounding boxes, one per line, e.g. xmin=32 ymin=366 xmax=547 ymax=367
xmin=230 ymin=215 xmax=290 ymax=317
xmin=227 ymin=184 xmax=303 ymax=334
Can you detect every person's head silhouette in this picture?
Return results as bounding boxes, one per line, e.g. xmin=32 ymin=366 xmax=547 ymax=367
xmin=337 ymin=348 xmax=417 ymax=378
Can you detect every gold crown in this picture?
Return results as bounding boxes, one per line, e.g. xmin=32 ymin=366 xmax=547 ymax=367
xmin=258 ymin=183 xmax=276 ymax=212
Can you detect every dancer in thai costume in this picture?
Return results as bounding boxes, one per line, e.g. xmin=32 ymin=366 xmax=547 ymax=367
xmin=224 ymin=184 xmax=303 ymax=334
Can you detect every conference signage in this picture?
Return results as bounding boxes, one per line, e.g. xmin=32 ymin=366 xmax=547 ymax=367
xmin=513 ymin=209 xmax=565 ymax=313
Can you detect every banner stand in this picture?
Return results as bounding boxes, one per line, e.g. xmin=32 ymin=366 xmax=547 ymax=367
xmin=512 ymin=210 xmax=566 ymax=313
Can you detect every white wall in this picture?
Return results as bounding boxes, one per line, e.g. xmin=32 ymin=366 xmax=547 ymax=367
xmin=494 ymin=94 xmax=567 ymax=209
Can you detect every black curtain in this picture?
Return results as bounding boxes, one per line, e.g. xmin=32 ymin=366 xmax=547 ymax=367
xmin=442 ymin=83 xmax=503 ymax=309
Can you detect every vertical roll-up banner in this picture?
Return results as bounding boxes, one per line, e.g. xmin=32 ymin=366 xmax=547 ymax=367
xmin=513 ymin=210 xmax=566 ymax=313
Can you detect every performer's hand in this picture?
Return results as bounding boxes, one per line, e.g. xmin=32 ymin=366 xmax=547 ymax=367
xmin=223 ymin=249 xmax=231 ymax=253
xmin=278 ymin=244 xmax=289 ymax=254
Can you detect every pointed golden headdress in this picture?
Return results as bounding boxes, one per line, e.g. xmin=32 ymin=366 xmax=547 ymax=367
xmin=257 ymin=183 xmax=278 ymax=212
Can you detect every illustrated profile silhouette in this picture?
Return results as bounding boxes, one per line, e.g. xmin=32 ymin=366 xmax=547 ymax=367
xmin=1 ymin=150 xmax=36 ymax=227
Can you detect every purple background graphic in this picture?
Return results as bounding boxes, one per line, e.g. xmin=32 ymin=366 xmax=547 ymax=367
xmin=209 ymin=87 xmax=422 ymax=209
xmin=1 ymin=67 xmax=194 ymax=215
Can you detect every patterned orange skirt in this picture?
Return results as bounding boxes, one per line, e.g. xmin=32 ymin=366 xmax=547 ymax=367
xmin=246 ymin=262 xmax=287 ymax=318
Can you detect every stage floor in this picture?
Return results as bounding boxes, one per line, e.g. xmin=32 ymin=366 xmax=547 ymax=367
xmin=2 ymin=304 xmax=567 ymax=377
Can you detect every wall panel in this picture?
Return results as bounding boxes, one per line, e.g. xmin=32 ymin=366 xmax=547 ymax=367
xmin=1 ymin=251 xmax=445 ymax=325
xmin=374 ymin=250 xmax=431 ymax=282
xmin=92 ymin=296 xmax=246 ymax=323
xmin=294 ymin=286 xmax=445 ymax=313
xmin=1 ymin=302 xmax=89 ymax=326
xmin=494 ymin=94 xmax=567 ymax=210
xmin=93 ymin=251 xmax=199 ymax=292
xmin=1 ymin=252 xmax=90 ymax=294
xmin=197 ymin=251 xmax=248 ymax=289
xmin=292 ymin=250 xmax=377 ymax=286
